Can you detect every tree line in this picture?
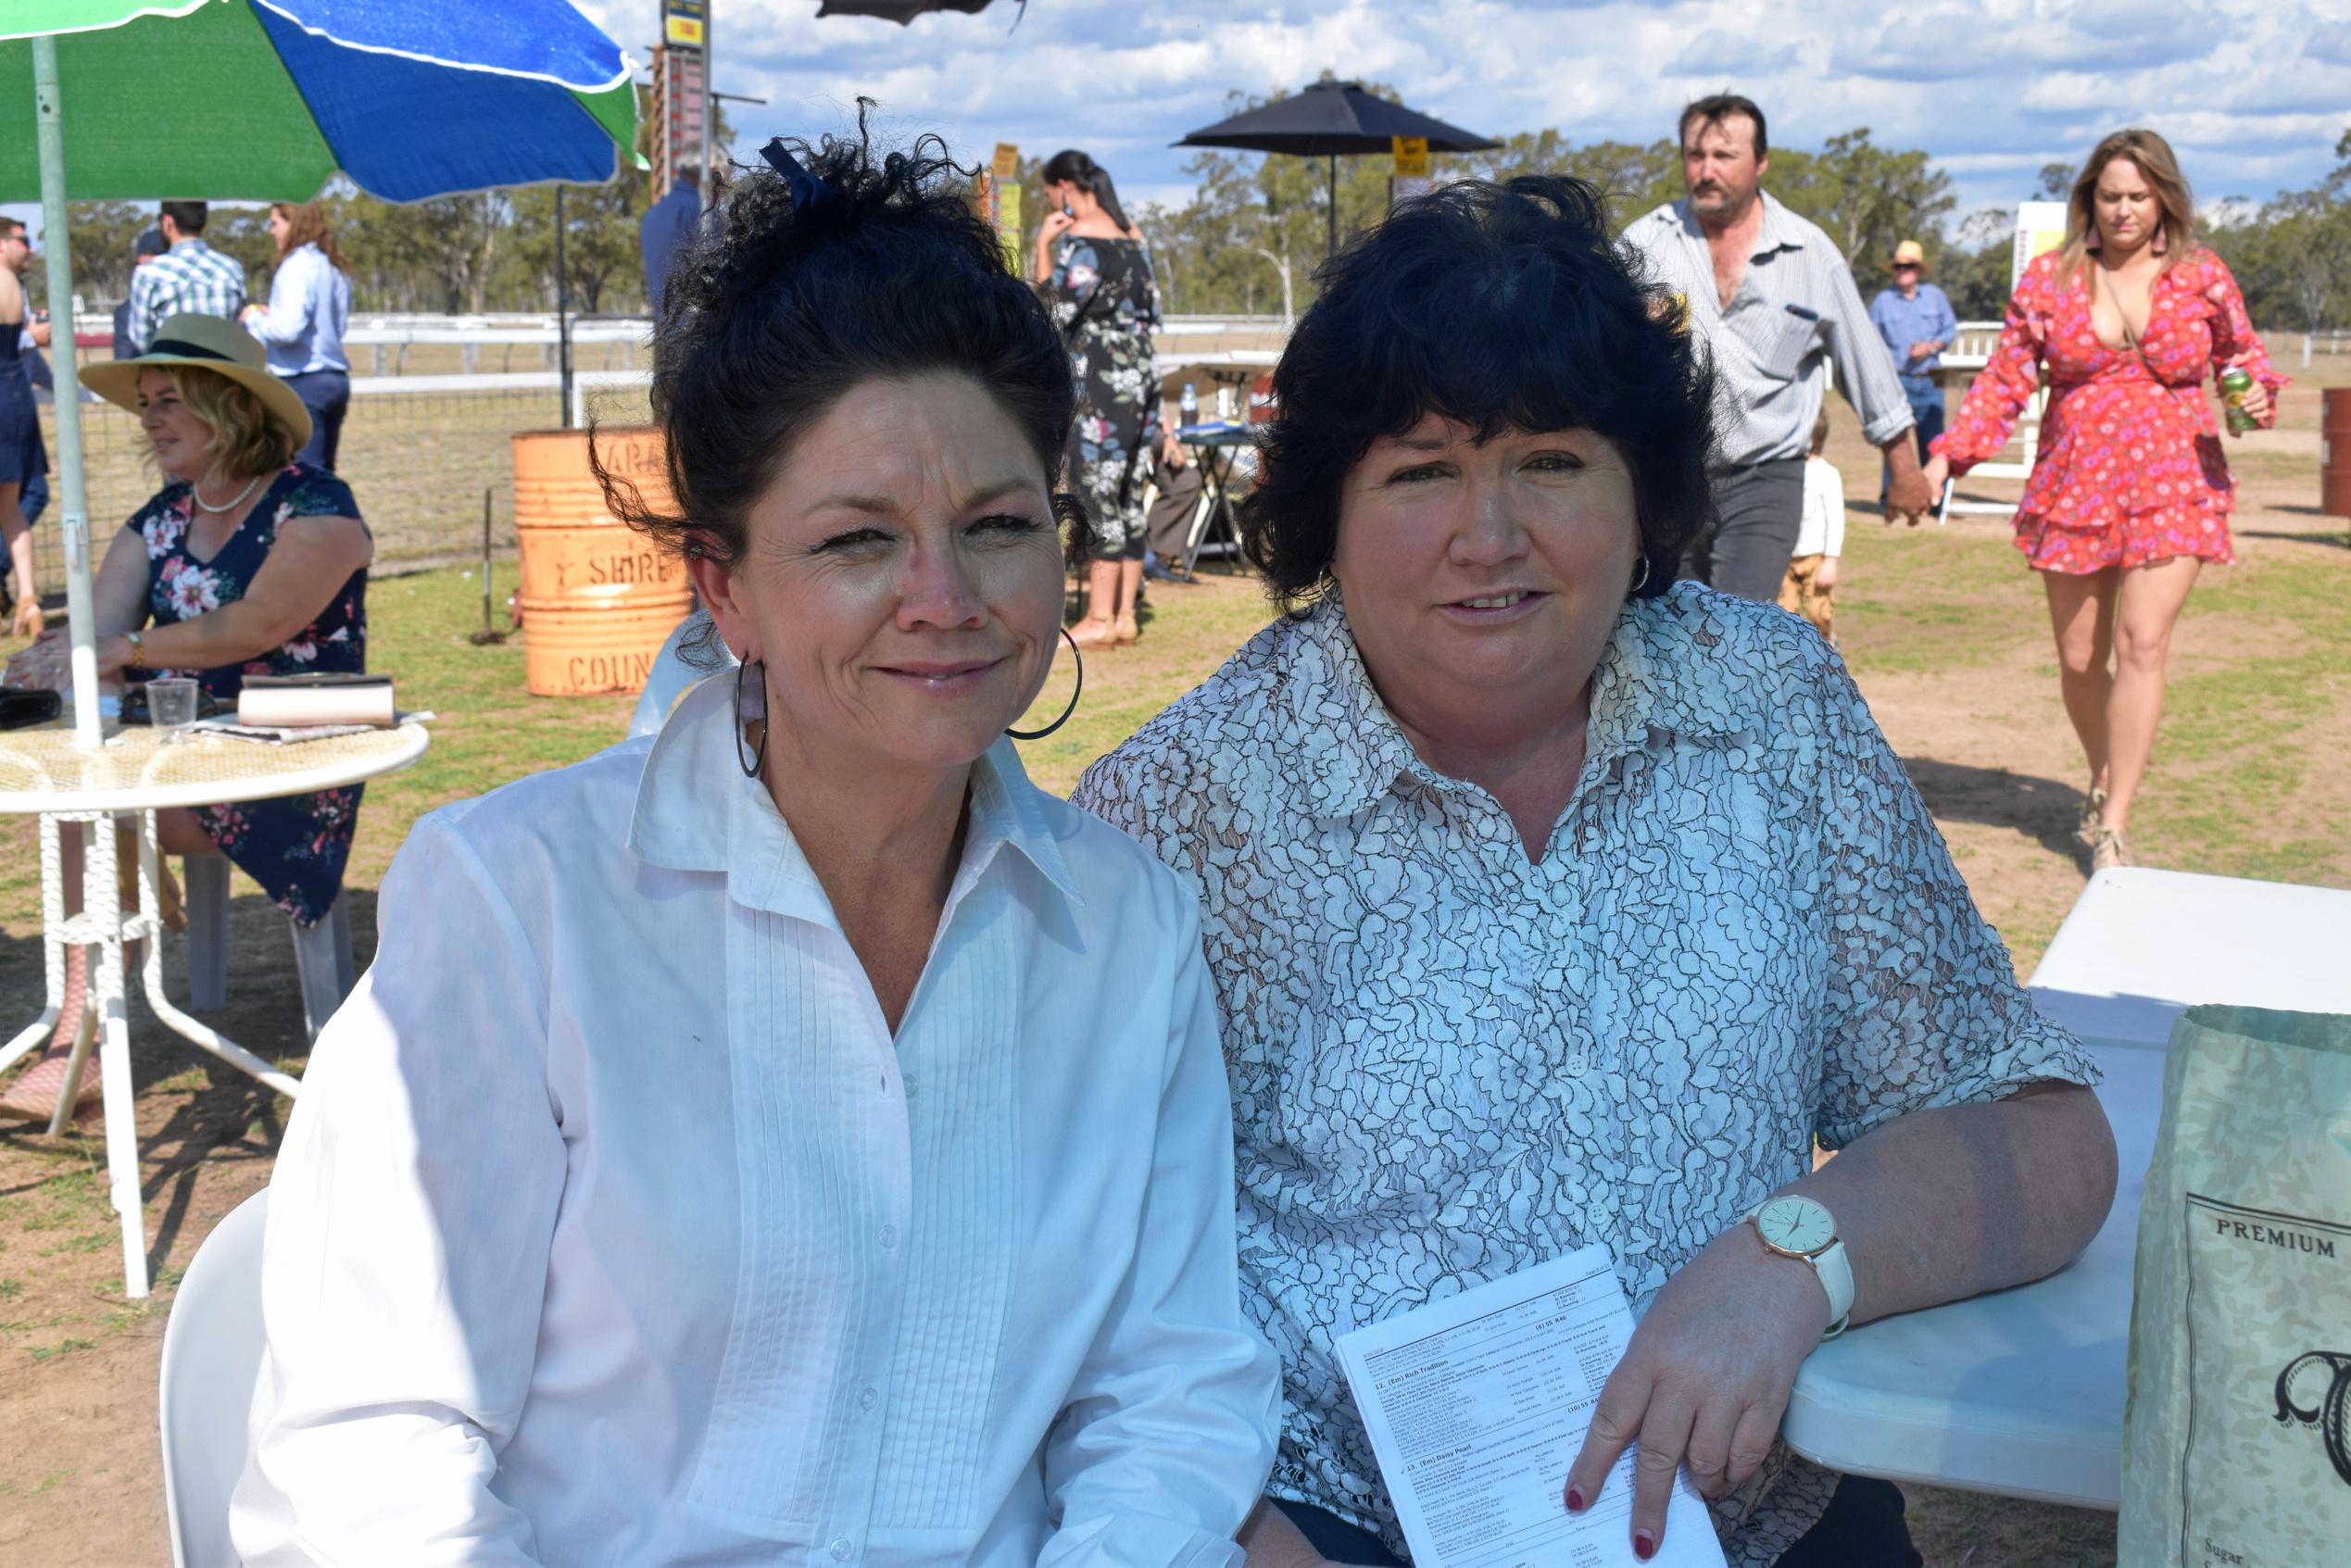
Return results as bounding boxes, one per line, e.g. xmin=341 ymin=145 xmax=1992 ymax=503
xmin=31 ymin=84 xmax=2349 ymax=334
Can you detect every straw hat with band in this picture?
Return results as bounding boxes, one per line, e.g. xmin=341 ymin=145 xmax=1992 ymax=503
xmin=81 ymin=311 xmax=312 ymax=450
xmin=1887 ymin=239 xmax=1929 ymax=274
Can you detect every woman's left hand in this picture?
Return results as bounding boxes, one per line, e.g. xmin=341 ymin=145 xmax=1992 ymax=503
xmin=1559 ymin=1225 xmax=1831 ymax=1558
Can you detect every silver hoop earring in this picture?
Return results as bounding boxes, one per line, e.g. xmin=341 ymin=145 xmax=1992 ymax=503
xmin=1006 ymin=628 xmax=1085 ymax=741
xmin=735 ymin=657 xmax=767 ymax=779
xmin=1629 ymin=556 xmax=1653 ymax=595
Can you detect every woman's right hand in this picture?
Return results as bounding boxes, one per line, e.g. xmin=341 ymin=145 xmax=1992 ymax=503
xmin=8 ymin=594 xmax=42 ymax=641
xmin=1916 ymin=455 xmax=1950 ymax=515
xmin=1038 ymin=207 xmax=1076 ymax=245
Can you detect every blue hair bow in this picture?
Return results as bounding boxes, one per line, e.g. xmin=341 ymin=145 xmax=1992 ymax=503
xmin=760 ymin=138 xmax=831 ymax=211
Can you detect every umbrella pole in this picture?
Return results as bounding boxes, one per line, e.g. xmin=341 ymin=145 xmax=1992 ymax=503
xmin=30 ymin=37 xmax=100 ymax=749
xmin=1326 ymin=154 xmax=1338 ymax=257
xmin=555 ymin=186 xmax=573 ymax=429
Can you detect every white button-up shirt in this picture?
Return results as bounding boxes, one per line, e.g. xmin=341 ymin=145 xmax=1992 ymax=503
xmin=1074 ymin=585 xmax=2094 ymax=1565
xmin=247 ymin=241 xmax=352 ymax=377
xmin=232 ymin=674 xmax=1279 ymax=1566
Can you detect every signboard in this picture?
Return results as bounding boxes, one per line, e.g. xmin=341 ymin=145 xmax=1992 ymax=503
xmin=1391 ymin=136 xmax=1429 ymax=178
xmin=648 ymin=44 xmax=709 ymax=200
xmin=978 ymin=144 xmax=1022 ymax=273
xmin=665 ymin=0 xmax=706 ymax=49
xmin=2012 ymin=200 xmax=2068 ymax=285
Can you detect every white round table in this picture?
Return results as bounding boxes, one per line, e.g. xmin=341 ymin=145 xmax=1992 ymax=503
xmin=1784 ymin=867 xmax=2351 ymax=1508
xmin=0 ymin=721 xmax=429 ymax=1298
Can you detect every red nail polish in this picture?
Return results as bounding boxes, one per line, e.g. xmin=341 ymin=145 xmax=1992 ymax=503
xmin=1565 ymin=1486 xmax=1585 ymax=1512
xmin=1634 ymin=1531 xmax=1655 ymax=1562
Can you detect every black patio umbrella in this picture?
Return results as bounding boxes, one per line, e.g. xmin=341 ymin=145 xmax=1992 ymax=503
xmin=814 ymin=0 xmax=1018 ymax=21
xmin=1176 ymin=78 xmax=1501 ymax=255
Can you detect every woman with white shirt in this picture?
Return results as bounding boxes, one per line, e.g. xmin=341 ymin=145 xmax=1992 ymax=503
xmin=232 ymin=128 xmax=1278 ymax=1566
xmin=240 ymin=201 xmax=352 ymax=470
xmin=1075 ymin=177 xmax=2116 ymax=1568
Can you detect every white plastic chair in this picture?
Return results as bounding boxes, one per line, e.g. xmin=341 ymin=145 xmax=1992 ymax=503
xmin=158 ymin=1189 xmax=270 ymax=1568
xmin=182 ymin=854 xmax=356 ymax=1043
xmin=628 ymin=608 xmax=729 ymax=739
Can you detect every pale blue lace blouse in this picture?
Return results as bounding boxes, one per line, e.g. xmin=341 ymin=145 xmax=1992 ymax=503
xmin=1074 ymin=583 xmax=2096 ymax=1565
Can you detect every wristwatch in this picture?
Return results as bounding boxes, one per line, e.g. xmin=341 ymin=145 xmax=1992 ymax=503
xmin=1744 ymin=1196 xmax=1854 ymax=1339
xmin=124 ymin=630 xmax=145 ymax=671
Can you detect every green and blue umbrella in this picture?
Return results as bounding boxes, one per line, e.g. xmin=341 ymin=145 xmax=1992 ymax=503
xmin=1 ymin=0 xmax=642 ymax=202
xmin=3 ymin=0 xmax=645 ymax=740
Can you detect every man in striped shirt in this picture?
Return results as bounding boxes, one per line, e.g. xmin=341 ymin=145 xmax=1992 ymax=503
xmin=1623 ymin=95 xmax=1930 ymax=603
xmin=125 ymin=201 xmax=246 ymax=356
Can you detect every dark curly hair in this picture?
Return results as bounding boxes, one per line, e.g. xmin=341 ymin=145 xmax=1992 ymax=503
xmin=595 ymin=110 xmax=1087 ymax=646
xmin=1243 ymin=175 xmax=1716 ymax=608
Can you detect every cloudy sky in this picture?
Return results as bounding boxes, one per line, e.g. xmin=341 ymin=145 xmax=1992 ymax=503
xmin=575 ymin=0 xmax=2349 ymax=223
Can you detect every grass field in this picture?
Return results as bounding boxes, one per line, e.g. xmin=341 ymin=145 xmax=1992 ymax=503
xmin=2 ymin=374 xmax=2347 ymax=1564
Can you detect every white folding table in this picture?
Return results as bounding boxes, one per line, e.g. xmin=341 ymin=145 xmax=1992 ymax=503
xmin=1 ymin=720 xmax=429 ymax=1296
xmin=1783 ymin=866 xmax=2351 ymax=1506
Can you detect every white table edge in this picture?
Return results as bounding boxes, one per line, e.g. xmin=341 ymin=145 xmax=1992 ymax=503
xmin=0 ymin=724 xmax=431 ymax=814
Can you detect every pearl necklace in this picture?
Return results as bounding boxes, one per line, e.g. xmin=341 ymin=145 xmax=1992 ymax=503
xmin=191 ymin=474 xmax=264 ymax=515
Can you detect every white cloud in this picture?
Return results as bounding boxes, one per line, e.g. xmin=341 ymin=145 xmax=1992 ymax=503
xmin=572 ymin=0 xmax=2348 ymax=225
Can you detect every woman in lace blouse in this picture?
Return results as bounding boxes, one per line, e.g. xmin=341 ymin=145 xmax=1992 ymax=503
xmin=1074 ymin=177 xmax=2118 ymax=1568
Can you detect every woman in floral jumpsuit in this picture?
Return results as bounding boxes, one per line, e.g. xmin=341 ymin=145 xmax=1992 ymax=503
xmin=1037 ymin=149 xmax=1161 ymax=648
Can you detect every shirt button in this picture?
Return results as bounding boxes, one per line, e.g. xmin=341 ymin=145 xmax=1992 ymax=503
xmin=829 ymin=1538 xmax=852 ymax=1562
xmin=860 ymin=1386 xmax=878 ymax=1411
xmin=878 ymin=1223 xmax=899 ymax=1250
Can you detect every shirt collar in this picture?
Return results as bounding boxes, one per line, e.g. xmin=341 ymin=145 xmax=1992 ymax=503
xmin=168 ymin=237 xmax=209 ymax=255
xmin=1282 ymin=587 xmax=1749 ymax=822
xmin=1667 ymin=191 xmax=1801 ymax=260
xmin=625 ymin=671 xmax=1081 ymax=924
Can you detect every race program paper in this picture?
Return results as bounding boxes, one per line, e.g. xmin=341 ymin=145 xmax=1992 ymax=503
xmin=1336 ymin=1244 xmax=1727 ymax=1568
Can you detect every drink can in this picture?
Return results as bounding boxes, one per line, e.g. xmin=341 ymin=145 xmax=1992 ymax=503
xmin=2219 ymin=367 xmax=2257 ymax=433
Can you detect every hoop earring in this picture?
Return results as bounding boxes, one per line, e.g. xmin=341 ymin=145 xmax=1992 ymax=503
xmin=1629 ymin=556 xmax=1653 ymax=595
xmin=1006 ymin=628 xmax=1084 ymax=741
xmin=735 ymin=657 xmax=768 ymax=779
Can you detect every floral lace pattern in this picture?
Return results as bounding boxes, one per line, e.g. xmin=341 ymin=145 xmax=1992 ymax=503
xmin=1046 ymin=236 xmax=1160 ymax=558
xmin=1932 ymin=250 xmax=2282 ymax=573
xmin=136 ymin=462 xmax=371 ymax=925
xmin=1073 ymin=584 xmax=2097 ymax=1565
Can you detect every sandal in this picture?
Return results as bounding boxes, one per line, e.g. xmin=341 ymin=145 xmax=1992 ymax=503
xmin=2089 ymin=826 xmax=2133 ymax=873
xmin=1067 ymin=617 xmax=1119 ymax=650
xmin=2075 ymin=787 xmax=2108 ymax=847
xmin=0 ymin=947 xmax=100 ymax=1123
xmin=1112 ymin=611 xmax=1139 ymax=646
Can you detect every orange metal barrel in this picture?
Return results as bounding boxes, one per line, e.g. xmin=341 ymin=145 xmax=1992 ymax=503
xmin=2323 ymin=388 xmax=2351 ymax=520
xmin=511 ymin=427 xmax=689 ymax=697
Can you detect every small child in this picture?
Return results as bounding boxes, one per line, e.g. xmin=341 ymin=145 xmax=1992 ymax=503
xmin=1780 ymin=408 xmax=1844 ymax=642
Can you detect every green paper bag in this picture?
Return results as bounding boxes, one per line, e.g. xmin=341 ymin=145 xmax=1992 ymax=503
xmin=2120 ymin=1006 xmax=2351 ymax=1567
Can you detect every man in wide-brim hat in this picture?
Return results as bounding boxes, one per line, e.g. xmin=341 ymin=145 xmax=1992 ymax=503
xmin=1867 ymin=238 xmax=1958 ymax=502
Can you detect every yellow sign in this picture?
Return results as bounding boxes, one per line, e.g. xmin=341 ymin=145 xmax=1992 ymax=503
xmin=664 ymin=16 xmax=703 ymax=46
xmin=992 ymin=142 xmax=1021 ymax=180
xmin=1392 ymin=136 xmax=1429 ymax=178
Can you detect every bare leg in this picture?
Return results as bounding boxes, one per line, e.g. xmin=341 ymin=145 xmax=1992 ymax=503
xmin=2041 ymin=567 xmax=2118 ymax=797
xmin=1069 ymin=559 xmax=1119 ymax=648
xmin=3 ymin=482 xmax=42 ymax=638
xmin=2101 ymin=556 xmax=2201 ymax=835
xmin=1113 ymin=558 xmax=1143 ymax=645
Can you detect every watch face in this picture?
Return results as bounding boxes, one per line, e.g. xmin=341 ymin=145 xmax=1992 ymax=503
xmin=1756 ymin=1197 xmax=1835 ymax=1257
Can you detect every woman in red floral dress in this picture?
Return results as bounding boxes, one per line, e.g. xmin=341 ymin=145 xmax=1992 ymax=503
xmin=1923 ymin=129 xmax=2282 ymax=871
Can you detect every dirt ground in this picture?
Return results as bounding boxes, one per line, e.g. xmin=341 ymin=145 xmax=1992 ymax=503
xmin=3 ymin=374 xmax=2345 ymax=1565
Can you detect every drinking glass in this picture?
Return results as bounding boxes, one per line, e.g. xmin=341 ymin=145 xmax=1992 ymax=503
xmin=146 ymin=677 xmax=199 ymax=744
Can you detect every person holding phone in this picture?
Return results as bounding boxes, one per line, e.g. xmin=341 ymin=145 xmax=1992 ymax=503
xmin=1620 ymin=95 xmax=1931 ymax=601
xmin=1034 ymin=148 xmax=1160 ymax=647
xmin=1922 ymin=129 xmax=2282 ymax=872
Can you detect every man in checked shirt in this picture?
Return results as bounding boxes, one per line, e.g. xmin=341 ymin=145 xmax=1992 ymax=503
xmin=124 ymin=200 xmax=247 ymax=357
xmin=1623 ymin=95 xmax=1931 ymax=603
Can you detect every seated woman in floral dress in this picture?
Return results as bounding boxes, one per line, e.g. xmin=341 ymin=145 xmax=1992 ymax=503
xmin=1 ymin=312 xmax=370 ymax=1120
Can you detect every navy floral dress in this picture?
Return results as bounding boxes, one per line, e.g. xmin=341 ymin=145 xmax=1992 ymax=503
xmin=134 ymin=462 xmax=370 ymax=927
xmin=1047 ymin=235 xmax=1161 ymax=560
